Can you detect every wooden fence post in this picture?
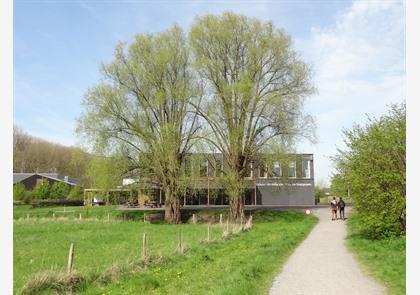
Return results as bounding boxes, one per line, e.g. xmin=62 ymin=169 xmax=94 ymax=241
xmin=219 ymin=214 xmax=223 ymax=226
xmin=67 ymin=242 xmax=74 ymax=274
xmin=192 ymin=214 xmax=196 ymax=224
xmin=177 ymin=230 xmax=183 ymax=254
xmin=227 ymin=218 xmax=230 ymax=234
xmin=141 ymin=232 xmax=148 ymax=260
xmin=79 ymin=213 xmax=82 ymax=220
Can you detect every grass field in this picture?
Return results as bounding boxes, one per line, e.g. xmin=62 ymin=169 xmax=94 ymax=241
xmin=14 ymin=206 xmax=317 ymax=294
xmin=13 ymin=205 xmax=131 ymax=220
xmin=347 ymin=213 xmax=406 ymax=295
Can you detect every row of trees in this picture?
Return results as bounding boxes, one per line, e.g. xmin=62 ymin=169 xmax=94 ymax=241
xmin=13 ymin=181 xmax=84 ymax=202
xmin=330 ymin=103 xmax=406 ymax=238
xmin=77 ymin=12 xmax=315 ymax=223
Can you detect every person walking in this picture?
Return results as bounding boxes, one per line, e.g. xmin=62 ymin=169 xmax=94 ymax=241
xmin=330 ymin=197 xmax=338 ymax=221
xmin=338 ymin=197 xmax=346 ymax=220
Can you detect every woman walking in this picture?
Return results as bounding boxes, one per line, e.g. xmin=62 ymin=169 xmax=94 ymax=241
xmin=330 ymin=197 xmax=338 ymax=220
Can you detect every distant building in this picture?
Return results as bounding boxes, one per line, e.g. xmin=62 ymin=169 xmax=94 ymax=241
xmin=13 ymin=173 xmax=80 ymax=190
xmin=125 ymin=153 xmax=315 ymax=207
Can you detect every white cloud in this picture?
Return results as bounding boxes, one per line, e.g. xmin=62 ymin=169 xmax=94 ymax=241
xmin=297 ymin=0 xmax=405 ymax=185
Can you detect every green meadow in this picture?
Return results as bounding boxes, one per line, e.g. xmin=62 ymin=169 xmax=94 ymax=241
xmin=347 ymin=213 xmax=406 ymax=295
xmin=14 ymin=206 xmax=317 ymax=294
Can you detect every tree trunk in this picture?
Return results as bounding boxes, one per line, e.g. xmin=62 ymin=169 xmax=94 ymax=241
xmin=229 ymin=196 xmax=245 ymax=221
xmin=164 ymin=192 xmax=181 ymax=224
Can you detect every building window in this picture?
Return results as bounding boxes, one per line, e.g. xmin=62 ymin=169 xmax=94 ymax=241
xmin=288 ymin=161 xmax=296 ymax=178
xmin=259 ymin=164 xmax=267 ymax=178
xmin=273 ymin=161 xmax=281 ymax=177
xmin=200 ymin=159 xmax=208 ymax=177
xmin=302 ymin=159 xmax=310 ymax=178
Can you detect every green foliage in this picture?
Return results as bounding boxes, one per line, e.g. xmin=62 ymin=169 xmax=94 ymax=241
xmin=49 ymin=182 xmax=69 ymax=199
xmin=77 ymin=25 xmax=201 ymax=223
xmin=77 ymin=12 xmax=316 ymax=222
xmin=31 ymin=180 xmax=50 ymax=200
xmin=13 ymin=183 xmax=27 ymax=201
xmin=67 ymin=186 xmax=84 ymax=200
xmin=314 ymin=186 xmax=326 ymax=204
xmin=189 ymin=12 xmax=315 ymax=219
xmin=331 ymin=103 xmax=405 ymax=238
xmin=330 ymin=173 xmax=349 ymax=200
xmin=86 ymin=155 xmax=126 ymax=191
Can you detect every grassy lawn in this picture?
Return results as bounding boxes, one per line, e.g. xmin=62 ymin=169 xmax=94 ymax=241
xmin=14 ymin=208 xmax=317 ymax=294
xmin=346 ymin=213 xmax=406 ymax=295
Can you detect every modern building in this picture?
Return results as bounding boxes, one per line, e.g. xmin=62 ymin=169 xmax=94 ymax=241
xmin=13 ymin=173 xmax=80 ymax=190
xmin=129 ymin=153 xmax=315 ymax=207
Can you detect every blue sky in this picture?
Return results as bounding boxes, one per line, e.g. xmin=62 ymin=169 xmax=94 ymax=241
xmin=14 ymin=0 xmax=405 ymax=184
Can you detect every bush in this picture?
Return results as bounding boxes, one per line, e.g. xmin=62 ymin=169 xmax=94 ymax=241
xmin=331 ymin=103 xmax=405 ymax=239
xmin=49 ymin=182 xmax=69 ymax=199
xmin=67 ymin=186 xmax=84 ymax=200
xmin=13 ymin=183 xmax=27 ymax=200
xmin=31 ymin=199 xmax=84 ymax=207
xmin=31 ymin=180 xmax=50 ymax=200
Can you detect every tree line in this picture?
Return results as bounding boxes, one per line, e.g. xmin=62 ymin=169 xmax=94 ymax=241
xmin=13 ymin=126 xmax=92 ymax=184
xmin=77 ymin=12 xmax=315 ymax=224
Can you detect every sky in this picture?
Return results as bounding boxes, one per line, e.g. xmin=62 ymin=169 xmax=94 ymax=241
xmin=13 ymin=0 xmax=405 ymax=185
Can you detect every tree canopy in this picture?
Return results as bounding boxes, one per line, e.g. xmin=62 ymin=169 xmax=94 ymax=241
xmin=189 ymin=12 xmax=315 ymax=219
xmin=77 ymin=26 xmax=201 ymax=223
xmin=78 ymin=12 xmax=315 ymax=222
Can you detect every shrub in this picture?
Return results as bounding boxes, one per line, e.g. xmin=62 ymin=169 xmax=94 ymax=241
xmin=331 ymin=103 xmax=405 ymax=239
xmin=31 ymin=199 xmax=84 ymax=207
xmin=67 ymin=186 xmax=84 ymax=200
xmin=50 ymin=182 xmax=70 ymax=199
xmin=13 ymin=183 xmax=27 ymax=200
xmin=31 ymin=180 xmax=50 ymax=200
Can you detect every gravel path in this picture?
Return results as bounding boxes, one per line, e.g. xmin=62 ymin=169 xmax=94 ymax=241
xmin=269 ymin=207 xmax=385 ymax=295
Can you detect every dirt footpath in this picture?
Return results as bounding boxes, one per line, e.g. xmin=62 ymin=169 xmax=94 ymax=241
xmin=269 ymin=207 xmax=385 ymax=295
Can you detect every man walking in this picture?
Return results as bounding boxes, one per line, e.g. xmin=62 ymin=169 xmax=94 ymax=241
xmin=338 ymin=197 xmax=346 ymax=220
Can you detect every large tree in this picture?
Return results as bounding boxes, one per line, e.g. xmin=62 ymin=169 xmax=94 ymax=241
xmin=189 ymin=13 xmax=315 ymax=220
xmin=77 ymin=26 xmax=201 ymax=223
